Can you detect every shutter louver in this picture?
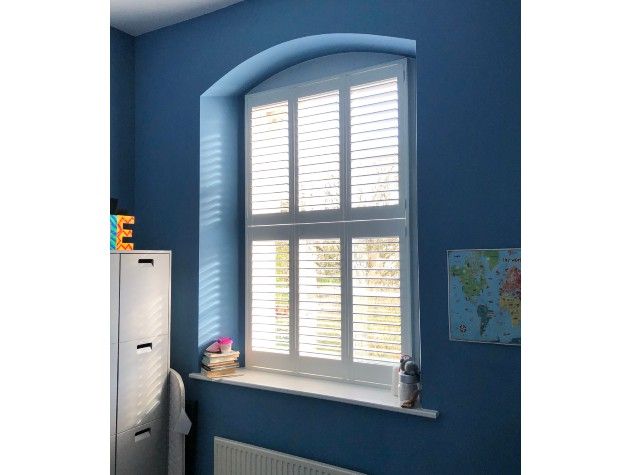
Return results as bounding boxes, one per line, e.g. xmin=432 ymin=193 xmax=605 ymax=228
xmin=298 ymin=238 xmax=342 ymax=359
xmin=352 ymin=236 xmax=402 ymax=363
xmin=250 ymin=101 xmax=290 ymax=215
xmin=297 ymin=90 xmax=341 ymax=212
xmin=251 ymin=240 xmax=290 ymax=354
xmin=350 ymin=78 xmax=400 ymax=208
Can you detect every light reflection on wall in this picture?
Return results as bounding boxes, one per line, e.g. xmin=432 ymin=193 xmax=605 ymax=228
xmin=198 ymin=96 xmax=241 ymax=358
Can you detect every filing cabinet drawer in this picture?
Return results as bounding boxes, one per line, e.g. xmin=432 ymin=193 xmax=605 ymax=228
xmin=116 ymin=419 xmax=167 ymax=475
xmin=119 ymin=253 xmax=170 ymax=342
xmin=111 ymin=343 xmax=118 ymax=436
xmin=117 ymin=335 xmax=168 ymax=433
xmin=111 ymin=254 xmax=120 ymax=344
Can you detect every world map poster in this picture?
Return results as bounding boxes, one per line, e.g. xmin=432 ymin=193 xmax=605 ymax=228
xmin=448 ymin=249 xmax=521 ymax=345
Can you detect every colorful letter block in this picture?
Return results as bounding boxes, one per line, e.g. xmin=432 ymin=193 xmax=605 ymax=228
xmin=110 ymin=215 xmax=135 ymax=250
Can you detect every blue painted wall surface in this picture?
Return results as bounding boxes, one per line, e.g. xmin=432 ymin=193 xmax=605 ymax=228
xmin=250 ymin=52 xmax=403 ymax=93
xmin=110 ymin=27 xmax=135 ymax=212
xmin=132 ymin=1 xmax=520 ymax=473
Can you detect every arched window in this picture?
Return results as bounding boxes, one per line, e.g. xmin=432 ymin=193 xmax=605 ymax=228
xmin=245 ymin=59 xmax=413 ymax=385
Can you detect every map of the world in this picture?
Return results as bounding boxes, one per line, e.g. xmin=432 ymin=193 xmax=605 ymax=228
xmin=448 ymin=249 xmax=521 ymax=345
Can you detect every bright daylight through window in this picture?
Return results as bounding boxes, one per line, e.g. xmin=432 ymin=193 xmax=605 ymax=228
xmin=245 ymin=60 xmax=413 ymax=386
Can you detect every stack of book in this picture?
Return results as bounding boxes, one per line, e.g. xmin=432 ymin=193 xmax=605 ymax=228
xmin=201 ymin=350 xmax=240 ymax=378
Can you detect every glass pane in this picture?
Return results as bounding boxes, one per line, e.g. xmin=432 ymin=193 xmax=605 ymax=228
xmin=251 ymin=240 xmax=290 ymax=353
xmin=352 ymin=236 xmax=402 ymax=363
xmin=350 ymin=78 xmax=400 ymax=208
xmin=251 ymin=102 xmax=290 ymax=215
xmin=297 ymin=91 xmax=341 ymax=212
xmin=299 ymin=238 xmax=342 ymax=359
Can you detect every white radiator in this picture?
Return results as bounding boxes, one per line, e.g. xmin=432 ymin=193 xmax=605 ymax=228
xmin=214 ymin=437 xmax=365 ymax=475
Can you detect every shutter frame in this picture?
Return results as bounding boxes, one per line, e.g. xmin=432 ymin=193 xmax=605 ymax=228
xmin=245 ymin=59 xmax=413 ymax=386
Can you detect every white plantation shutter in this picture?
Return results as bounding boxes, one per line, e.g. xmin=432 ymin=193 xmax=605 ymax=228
xmin=350 ymin=78 xmax=400 ymax=208
xmin=250 ymin=240 xmax=290 ymax=354
xmin=250 ymin=101 xmax=290 ymax=215
xmin=298 ymin=238 xmax=342 ymax=359
xmin=352 ymin=236 xmax=402 ymax=363
xmin=246 ymin=60 xmax=412 ymax=385
xmin=297 ymin=90 xmax=341 ymax=212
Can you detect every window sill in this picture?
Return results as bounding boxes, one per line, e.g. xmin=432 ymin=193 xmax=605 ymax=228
xmin=189 ymin=369 xmax=439 ymax=419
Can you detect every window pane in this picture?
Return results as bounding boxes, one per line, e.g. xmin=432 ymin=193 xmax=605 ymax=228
xmin=251 ymin=102 xmax=290 ymax=215
xmin=297 ymin=91 xmax=340 ymax=212
xmin=251 ymin=240 xmax=290 ymax=353
xmin=352 ymin=236 xmax=402 ymax=363
xmin=299 ymin=238 xmax=342 ymax=359
xmin=350 ymin=78 xmax=400 ymax=208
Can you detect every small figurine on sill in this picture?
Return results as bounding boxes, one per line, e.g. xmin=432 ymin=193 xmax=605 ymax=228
xmin=399 ymin=358 xmax=422 ymax=409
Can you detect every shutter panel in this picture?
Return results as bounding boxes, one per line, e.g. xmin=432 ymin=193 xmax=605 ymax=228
xmin=250 ymin=101 xmax=290 ymax=215
xmin=298 ymin=238 xmax=342 ymax=359
xmin=352 ymin=236 xmax=402 ymax=363
xmin=247 ymin=61 xmax=411 ymax=384
xmin=297 ymin=90 xmax=341 ymax=212
xmin=251 ymin=240 xmax=290 ymax=353
xmin=350 ymin=78 xmax=400 ymax=208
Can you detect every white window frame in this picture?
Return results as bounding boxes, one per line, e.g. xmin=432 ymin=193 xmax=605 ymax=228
xmin=245 ymin=59 xmax=414 ymax=387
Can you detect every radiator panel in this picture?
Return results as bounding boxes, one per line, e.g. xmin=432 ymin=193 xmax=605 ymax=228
xmin=214 ymin=437 xmax=365 ymax=475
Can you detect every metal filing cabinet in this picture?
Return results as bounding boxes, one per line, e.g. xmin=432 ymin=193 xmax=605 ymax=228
xmin=111 ymin=251 xmax=171 ymax=475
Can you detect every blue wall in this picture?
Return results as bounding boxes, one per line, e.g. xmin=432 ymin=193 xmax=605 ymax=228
xmin=250 ymin=52 xmax=404 ymax=93
xmin=131 ymin=0 xmax=520 ymax=473
xmin=110 ymin=27 xmax=135 ymax=212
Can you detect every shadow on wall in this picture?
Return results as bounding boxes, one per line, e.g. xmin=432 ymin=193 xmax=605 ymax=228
xmin=197 ymin=33 xmax=416 ymax=365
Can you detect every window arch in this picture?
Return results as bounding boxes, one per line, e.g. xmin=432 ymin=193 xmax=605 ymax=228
xmin=199 ymin=35 xmax=419 ymax=386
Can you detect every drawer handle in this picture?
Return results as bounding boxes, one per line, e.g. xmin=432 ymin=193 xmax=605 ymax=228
xmin=138 ymin=258 xmax=154 ymax=266
xmin=134 ymin=428 xmax=151 ymax=442
xmin=136 ymin=342 xmax=152 ymax=353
